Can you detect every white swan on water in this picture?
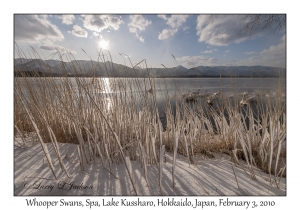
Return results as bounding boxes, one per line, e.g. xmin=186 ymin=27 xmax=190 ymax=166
xmin=206 ymin=90 xmax=221 ymax=105
xmin=182 ymin=91 xmax=192 ymax=99
xmin=197 ymin=90 xmax=209 ymax=98
xmin=191 ymin=89 xmax=201 ymax=96
xmin=240 ymin=93 xmax=257 ymax=106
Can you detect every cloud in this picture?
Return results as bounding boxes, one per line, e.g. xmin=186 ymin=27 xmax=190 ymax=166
xmin=69 ymin=25 xmax=88 ymax=38
xmin=128 ymin=15 xmax=151 ymax=42
xmin=81 ymin=15 xmax=123 ymax=32
xmin=201 ymin=49 xmax=218 ymax=54
xmin=185 ymin=61 xmax=198 ymax=66
xmin=157 ymin=15 xmax=168 ymax=20
xmin=182 ymin=26 xmax=190 ymax=32
xmin=244 ymin=51 xmax=256 ymax=55
xmin=158 ymin=15 xmax=189 ymax=40
xmin=15 ymin=15 xmax=64 ymax=42
xmin=136 ymin=36 xmax=145 ymax=42
xmin=260 ymin=35 xmax=285 ymax=66
xmin=224 ymin=50 xmax=230 ymax=56
xmin=57 ymin=15 xmax=75 ymax=25
xmin=158 ymin=28 xmax=177 ymax=40
xmin=128 ymin=15 xmax=152 ymax=33
xmin=93 ymin=32 xmax=99 ymax=36
xmin=166 ymin=15 xmax=189 ymax=28
xmin=40 ymin=15 xmax=52 ymax=19
xmin=39 ymin=40 xmax=77 ymax=54
xmin=92 ymin=31 xmax=103 ymax=39
xmin=208 ymin=58 xmax=218 ymax=62
xmin=196 ymin=15 xmax=266 ymax=46
xmin=176 ymin=55 xmax=218 ymax=67
xmin=237 ymin=35 xmax=285 ymax=67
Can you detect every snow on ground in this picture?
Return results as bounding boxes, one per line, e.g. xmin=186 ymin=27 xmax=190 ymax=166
xmin=14 ymin=137 xmax=286 ymax=196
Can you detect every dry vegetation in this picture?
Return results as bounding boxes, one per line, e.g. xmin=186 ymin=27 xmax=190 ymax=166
xmin=14 ymin=46 xmax=286 ymax=195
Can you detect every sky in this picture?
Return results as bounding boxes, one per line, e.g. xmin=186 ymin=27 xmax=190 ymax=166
xmin=14 ymin=14 xmax=286 ymax=69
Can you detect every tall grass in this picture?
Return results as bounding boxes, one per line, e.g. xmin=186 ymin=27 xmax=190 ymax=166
xmin=14 ymin=46 xmax=286 ymax=193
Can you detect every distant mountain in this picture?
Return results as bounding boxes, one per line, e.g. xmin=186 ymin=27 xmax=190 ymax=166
xmin=190 ymin=65 xmax=285 ymax=77
xmin=176 ymin=65 xmax=188 ymax=71
xmin=14 ymin=58 xmax=33 ymax=65
xmin=14 ymin=59 xmax=285 ymax=78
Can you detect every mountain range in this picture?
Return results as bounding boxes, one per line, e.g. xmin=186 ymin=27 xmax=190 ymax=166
xmin=14 ymin=58 xmax=285 ymax=78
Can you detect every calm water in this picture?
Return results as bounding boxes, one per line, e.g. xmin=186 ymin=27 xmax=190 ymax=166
xmin=16 ymin=77 xmax=286 ymax=108
xmin=143 ymin=77 xmax=285 ymax=99
xmin=15 ymin=77 xmax=286 ymax=130
xmin=102 ymin=77 xmax=286 ymax=109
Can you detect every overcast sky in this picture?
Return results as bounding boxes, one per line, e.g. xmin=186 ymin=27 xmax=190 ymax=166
xmin=14 ymin=14 xmax=286 ymax=68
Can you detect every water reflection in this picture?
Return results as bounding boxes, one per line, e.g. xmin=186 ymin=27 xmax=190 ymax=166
xmin=103 ymin=78 xmax=112 ymax=111
xmin=16 ymin=77 xmax=286 ymax=125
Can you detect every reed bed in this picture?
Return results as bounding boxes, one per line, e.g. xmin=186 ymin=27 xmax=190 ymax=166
xmin=14 ymin=47 xmax=286 ymax=194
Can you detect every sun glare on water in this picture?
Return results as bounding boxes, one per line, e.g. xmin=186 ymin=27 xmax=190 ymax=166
xmin=99 ymin=40 xmax=109 ymax=50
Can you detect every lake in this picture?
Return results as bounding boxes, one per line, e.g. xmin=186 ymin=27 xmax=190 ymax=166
xmin=15 ymin=77 xmax=286 ymax=129
xmin=94 ymin=77 xmax=286 ymax=108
